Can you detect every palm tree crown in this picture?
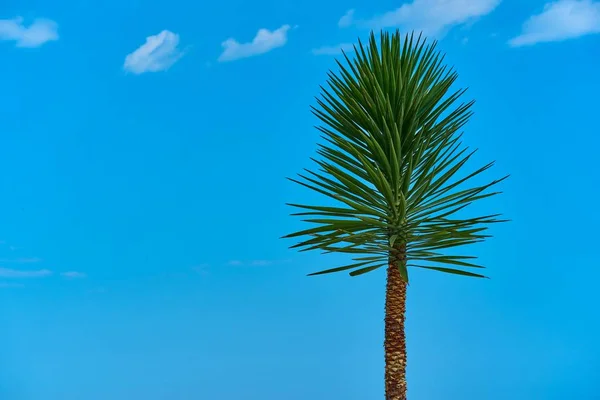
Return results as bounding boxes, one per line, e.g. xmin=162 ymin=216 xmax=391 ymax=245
xmin=283 ymin=31 xmax=507 ymax=282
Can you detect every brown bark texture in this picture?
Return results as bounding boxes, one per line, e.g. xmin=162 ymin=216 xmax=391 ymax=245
xmin=384 ymin=245 xmax=408 ymax=400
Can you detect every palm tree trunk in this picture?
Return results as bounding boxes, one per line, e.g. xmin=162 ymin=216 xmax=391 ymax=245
xmin=384 ymin=248 xmax=408 ymax=400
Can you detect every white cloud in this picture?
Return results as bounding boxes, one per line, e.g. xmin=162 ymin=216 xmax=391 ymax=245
xmin=312 ymin=42 xmax=356 ymax=55
xmin=227 ymin=260 xmax=243 ymax=266
xmin=0 ymin=267 xmax=52 ymax=278
xmin=339 ymin=9 xmax=356 ymax=27
xmin=509 ymin=0 xmax=600 ymax=47
xmin=218 ymin=25 xmax=290 ymax=62
xmin=362 ymin=0 xmax=500 ymax=37
xmin=60 ymin=271 xmax=86 ymax=279
xmin=0 ymin=17 xmax=58 ymax=48
xmin=123 ymin=30 xmax=184 ymax=74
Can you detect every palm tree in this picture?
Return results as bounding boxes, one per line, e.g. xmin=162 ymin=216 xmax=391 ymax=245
xmin=282 ymin=30 xmax=507 ymax=400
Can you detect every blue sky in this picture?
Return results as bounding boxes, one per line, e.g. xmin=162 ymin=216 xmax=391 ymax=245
xmin=1 ymin=0 xmax=599 ymax=399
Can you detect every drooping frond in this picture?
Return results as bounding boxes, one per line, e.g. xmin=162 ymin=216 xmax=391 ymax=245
xmin=283 ymin=30 xmax=507 ymax=281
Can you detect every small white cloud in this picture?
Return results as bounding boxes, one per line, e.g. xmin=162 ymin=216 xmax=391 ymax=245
xmin=509 ymin=0 xmax=600 ymax=47
xmin=60 ymin=271 xmax=86 ymax=279
xmin=227 ymin=260 xmax=243 ymax=266
xmin=0 ymin=267 xmax=52 ymax=278
xmin=0 ymin=17 xmax=58 ymax=48
xmin=218 ymin=25 xmax=290 ymax=62
xmin=123 ymin=30 xmax=184 ymax=74
xmin=362 ymin=0 xmax=500 ymax=37
xmin=339 ymin=9 xmax=356 ymax=27
xmin=312 ymin=42 xmax=355 ymax=55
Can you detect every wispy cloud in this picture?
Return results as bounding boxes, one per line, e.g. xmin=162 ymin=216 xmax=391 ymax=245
xmin=0 ymin=268 xmax=52 ymax=278
xmin=0 ymin=282 xmax=25 ymax=288
xmin=250 ymin=260 xmax=275 ymax=266
xmin=0 ymin=17 xmax=58 ymax=48
xmin=312 ymin=43 xmax=355 ymax=55
xmin=60 ymin=271 xmax=86 ymax=279
xmin=339 ymin=9 xmax=356 ymax=27
xmin=123 ymin=30 xmax=184 ymax=74
xmin=227 ymin=259 xmax=291 ymax=266
xmin=509 ymin=0 xmax=600 ymax=47
xmin=218 ymin=25 xmax=291 ymax=62
xmin=0 ymin=257 xmax=42 ymax=263
xmin=358 ymin=0 xmax=500 ymax=37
